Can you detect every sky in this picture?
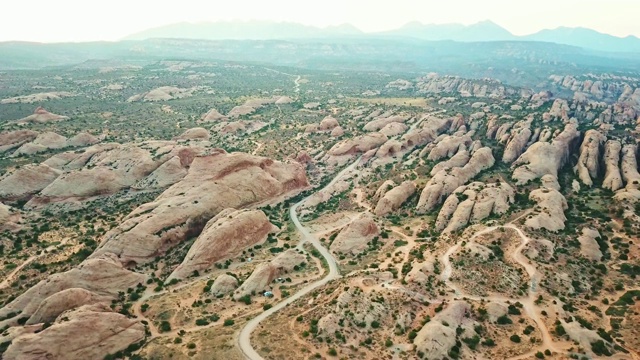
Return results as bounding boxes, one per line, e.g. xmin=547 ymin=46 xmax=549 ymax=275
xmin=1 ymin=0 xmax=639 ymax=42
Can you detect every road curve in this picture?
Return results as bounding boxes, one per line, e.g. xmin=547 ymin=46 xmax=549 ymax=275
xmin=238 ymin=158 xmax=361 ymax=359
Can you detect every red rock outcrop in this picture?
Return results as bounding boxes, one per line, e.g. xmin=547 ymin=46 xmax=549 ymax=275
xmin=92 ymin=152 xmax=308 ymax=266
xmin=330 ymin=214 xmax=379 ymax=255
xmin=168 ymin=209 xmax=277 ymax=280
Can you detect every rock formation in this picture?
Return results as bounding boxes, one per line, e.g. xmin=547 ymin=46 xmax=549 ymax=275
xmin=127 ymin=86 xmax=195 ymax=102
xmin=14 ymin=107 xmax=69 ymax=124
xmin=413 ymin=301 xmax=474 ymax=360
xmin=330 ymin=214 xmax=379 ymax=255
xmin=319 ymin=116 xmax=339 ymax=131
xmin=578 ymin=228 xmax=603 ymax=261
xmin=614 ymin=144 xmax=640 ymax=202
xmin=330 ymin=126 xmax=345 ymax=137
xmin=435 ymin=181 xmax=515 ymax=232
xmin=427 ymin=133 xmax=472 ymax=161
xmin=92 ymin=152 xmax=308 ymax=266
xmin=13 ymin=132 xmax=68 ymax=156
xmin=379 ymin=122 xmax=408 ymax=137
xmin=575 ymin=129 xmax=605 ymax=186
xmin=175 ymin=127 xmax=210 ymax=141
xmin=210 ymin=274 xmax=239 ymax=297
xmin=168 ymin=209 xmax=277 ymax=280
xmin=502 ymin=125 xmax=532 ymax=163
xmin=200 ymin=108 xmax=227 ymax=122
xmin=525 ymin=186 xmax=568 ymax=231
xmin=374 ymin=181 xmax=416 ymax=216
xmin=327 ymin=132 xmax=388 ymax=156
xmin=417 ymin=147 xmax=495 ymax=213
xmin=603 ymin=140 xmax=623 ymax=191
xmin=512 ymin=122 xmax=580 ymax=185
xmin=363 ymin=115 xmax=408 ymax=132
xmin=0 ymin=253 xmax=147 ymax=321
xmin=0 ymin=164 xmax=61 ymax=201
xmin=233 ymin=249 xmax=305 ymax=299
xmin=4 ymin=305 xmax=145 ymax=360
xmin=0 ymin=130 xmax=38 ymax=153
xmin=430 ymin=149 xmax=470 ymax=175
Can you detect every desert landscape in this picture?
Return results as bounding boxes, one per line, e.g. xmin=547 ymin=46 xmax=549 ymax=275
xmin=0 ymin=11 xmax=639 ymax=360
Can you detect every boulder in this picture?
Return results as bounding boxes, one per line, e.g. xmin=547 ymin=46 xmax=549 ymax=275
xmin=233 ymin=249 xmax=305 ymax=299
xmin=330 ymin=126 xmax=345 ymax=137
xmin=210 ymin=274 xmax=238 ymax=297
xmin=330 ymin=214 xmax=379 ymax=255
xmin=168 ymin=209 xmax=277 ymax=280
xmin=374 ymin=181 xmax=416 ymax=216
xmin=319 ymin=116 xmax=339 ymax=131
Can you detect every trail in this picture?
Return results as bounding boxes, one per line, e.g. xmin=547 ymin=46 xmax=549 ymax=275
xmin=238 ymin=158 xmax=361 ymax=360
xmin=0 ymin=239 xmax=70 ymax=290
xmin=440 ymin=224 xmax=561 ymax=358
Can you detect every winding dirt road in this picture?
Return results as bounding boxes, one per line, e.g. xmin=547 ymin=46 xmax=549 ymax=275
xmin=440 ymin=224 xmax=561 ymax=357
xmin=238 ymin=158 xmax=361 ymax=359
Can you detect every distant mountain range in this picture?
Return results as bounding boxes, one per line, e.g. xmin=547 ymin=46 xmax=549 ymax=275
xmin=124 ymin=20 xmax=640 ymax=53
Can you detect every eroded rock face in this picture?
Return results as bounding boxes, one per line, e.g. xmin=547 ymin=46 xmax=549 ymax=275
xmin=92 ymin=152 xmax=308 ymax=266
xmin=25 ymin=288 xmax=108 ymax=325
xmin=0 ymin=130 xmax=38 ymax=153
xmin=603 ymin=140 xmax=623 ymax=191
xmin=379 ymin=122 xmax=408 ymax=137
xmin=374 ymin=181 xmax=416 ymax=216
xmin=575 ymin=129 xmax=605 ymax=186
xmin=13 ymin=106 xmax=69 ymax=124
xmin=417 ymin=147 xmax=495 ymax=213
xmin=435 ymin=181 xmax=515 ymax=232
xmin=328 ymin=132 xmax=388 ymax=156
xmin=67 ymin=132 xmax=100 ymax=148
xmin=363 ymin=115 xmax=408 ymax=132
xmin=502 ymin=125 xmax=532 ymax=164
xmin=578 ymin=228 xmax=603 ymax=261
xmin=4 ymin=305 xmax=145 ymax=360
xmin=512 ymin=122 xmax=580 ymax=185
xmin=525 ymin=186 xmax=568 ymax=231
xmin=0 ymin=164 xmax=61 ymax=201
xmin=13 ymin=132 xmax=68 ymax=156
xmin=127 ymin=86 xmax=195 ymax=102
xmin=401 ymin=116 xmax=451 ymax=149
xmin=0 ymin=253 xmax=147 ymax=321
xmin=414 ymin=301 xmax=474 ymax=360
xmin=330 ymin=126 xmax=345 ymax=137
xmin=175 ymin=127 xmax=210 ymax=141
xmin=427 ymin=133 xmax=472 ymax=161
xmin=330 ymin=214 xmax=379 ymax=255
xmin=430 ymin=149 xmax=470 ymax=176
xmin=614 ymin=143 xmax=640 ymax=202
xmin=233 ymin=249 xmax=305 ymax=299
xmin=168 ymin=209 xmax=277 ymax=280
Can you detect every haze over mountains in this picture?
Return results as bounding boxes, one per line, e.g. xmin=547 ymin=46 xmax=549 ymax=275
xmin=124 ymin=20 xmax=640 ymax=53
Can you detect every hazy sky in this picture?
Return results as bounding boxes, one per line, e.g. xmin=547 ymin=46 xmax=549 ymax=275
xmin=1 ymin=0 xmax=638 ymax=42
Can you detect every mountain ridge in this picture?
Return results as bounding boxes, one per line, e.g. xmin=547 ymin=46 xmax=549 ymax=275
xmin=123 ymin=20 xmax=640 ymax=53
